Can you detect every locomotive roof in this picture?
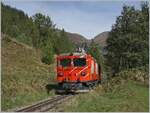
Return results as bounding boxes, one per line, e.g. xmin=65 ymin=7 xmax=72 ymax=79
xmin=57 ymin=52 xmax=97 ymax=62
xmin=59 ymin=52 xmax=87 ymax=56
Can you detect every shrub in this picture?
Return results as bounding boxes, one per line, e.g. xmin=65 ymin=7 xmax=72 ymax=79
xmin=41 ymin=40 xmax=54 ymax=64
xmin=115 ymin=66 xmax=149 ymax=86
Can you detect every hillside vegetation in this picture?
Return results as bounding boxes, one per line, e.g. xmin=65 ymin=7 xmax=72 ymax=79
xmin=1 ymin=35 xmax=56 ymax=111
xmin=2 ymin=3 xmax=75 ymax=64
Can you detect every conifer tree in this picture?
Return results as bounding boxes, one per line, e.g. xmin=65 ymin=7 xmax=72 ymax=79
xmin=106 ymin=2 xmax=149 ymax=74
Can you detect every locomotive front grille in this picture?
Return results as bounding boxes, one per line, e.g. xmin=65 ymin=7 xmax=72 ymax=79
xmin=62 ymin=82 xmax=83 ymax=90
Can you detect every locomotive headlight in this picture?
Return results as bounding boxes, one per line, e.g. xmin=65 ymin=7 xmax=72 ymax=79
xmin=81 ymin=71 xmax=86 ymax=76
xmin=58 ymin=72 xmax=63 ymax=76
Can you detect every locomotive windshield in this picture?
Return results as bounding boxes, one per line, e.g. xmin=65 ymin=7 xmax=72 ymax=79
xmin=60 ymin=58 xmax=71 ymax=67
xmin=73 ymin=58 xmax=86 ymax=67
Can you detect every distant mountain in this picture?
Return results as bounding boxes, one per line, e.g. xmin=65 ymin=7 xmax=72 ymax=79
xmin=93 ymin=31 xmax=109 ymax=47
xmin=66 ymin=32 xmax=88 ymax=45
xmin=66 ymin=31 xmax=109 ymax=48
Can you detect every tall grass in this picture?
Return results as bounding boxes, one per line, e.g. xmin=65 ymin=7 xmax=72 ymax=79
xmin=1 ymin=36 xmax=57 ymax=111
xmin=61 ymin=80 xmax=149 ymax=112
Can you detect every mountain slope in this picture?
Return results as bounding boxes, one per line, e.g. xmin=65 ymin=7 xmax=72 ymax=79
xmin=1 ymin=34 xmax=56 ymax=111
xmin=66 ymin=32 xmax=88 ymax=45
xmin=93 ymin=31 xmax=109 ymax=47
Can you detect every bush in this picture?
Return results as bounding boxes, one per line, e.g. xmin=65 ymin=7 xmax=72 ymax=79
xmin=115 ymin=66 xmax=149 ymax=86
xmin=41 ymin=55 xmax=54 ymax=64
xmin=41 ymin=40 xmax=54 ymax=64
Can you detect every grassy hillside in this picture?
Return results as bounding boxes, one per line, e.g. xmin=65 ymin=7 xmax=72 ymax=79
xmin=59 ymin=80 xmax=149 ymax=112
xmin=1 ymin=35 xmax=56 ymax=111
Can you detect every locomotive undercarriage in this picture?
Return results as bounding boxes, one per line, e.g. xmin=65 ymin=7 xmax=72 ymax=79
xmin=56 ymin=80 xmax=100 ymax=93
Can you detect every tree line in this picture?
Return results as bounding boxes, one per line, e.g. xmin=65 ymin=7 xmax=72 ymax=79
xmin=2 ymin=2 xmax=149 ymax=75
xmin=86 ymin=2 xmax=149 ymax=79
xmin=2 ymin=3 xmax=75 ymax=64
xmin=106 ymin=2 xmax=149 ymax=75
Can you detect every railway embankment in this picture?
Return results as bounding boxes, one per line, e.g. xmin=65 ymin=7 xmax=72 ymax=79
xmin=1 ymin=35 xmax=57 ymax=111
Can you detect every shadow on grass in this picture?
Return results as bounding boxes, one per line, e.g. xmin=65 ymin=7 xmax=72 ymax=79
xmin=45 ymin=84 xmax=59 ymax=94
xmin=45 ymin=84 xmax=73 ymax=95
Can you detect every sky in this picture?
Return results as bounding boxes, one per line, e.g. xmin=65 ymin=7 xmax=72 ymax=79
xmin=3 ymin=0 xmax=142 ymax=39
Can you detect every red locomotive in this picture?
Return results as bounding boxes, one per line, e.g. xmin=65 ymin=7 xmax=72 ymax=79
xmin=56 ymin=49 xmax=101 ymax=93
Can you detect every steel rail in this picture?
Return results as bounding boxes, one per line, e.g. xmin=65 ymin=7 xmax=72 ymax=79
xmin=15 ymin=94 xmax=73 ymax=112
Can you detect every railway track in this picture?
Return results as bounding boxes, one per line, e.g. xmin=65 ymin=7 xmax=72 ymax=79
xmin=15 ymin=94 xmax=73 ymax=112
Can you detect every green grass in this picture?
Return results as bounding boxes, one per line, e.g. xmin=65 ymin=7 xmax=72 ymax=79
xmin=2 ymin=91 xmax=56 ymax=111
xmin=1 ymin=36 xmax=57 ymax=111
xmin=61 ymin=81 xmax=149 ymax=112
